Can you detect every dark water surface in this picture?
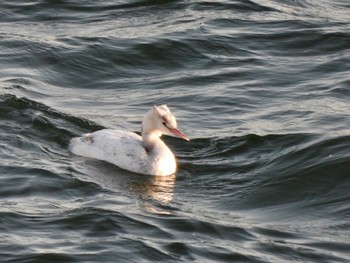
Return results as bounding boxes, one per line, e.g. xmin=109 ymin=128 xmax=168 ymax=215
xmin=1 ymin=0 xmax=350 ymax=262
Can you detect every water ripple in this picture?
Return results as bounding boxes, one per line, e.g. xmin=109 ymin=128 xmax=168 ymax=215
xmin=1 ymin=0 xmax=350 ymax=262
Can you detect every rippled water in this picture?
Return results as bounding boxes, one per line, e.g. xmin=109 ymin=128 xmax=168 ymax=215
xmin=1 ymin=0 xmax=350 ymax=262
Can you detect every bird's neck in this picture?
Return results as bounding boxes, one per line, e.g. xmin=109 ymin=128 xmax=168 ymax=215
xmin=142 ymin=131 xmax=163 ymax=152
xmin=142 ymin=128 xmax=176 ymax=176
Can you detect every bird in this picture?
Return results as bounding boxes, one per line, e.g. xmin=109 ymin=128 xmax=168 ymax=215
xmin=69 ymin=105 xmax=189 ymax=176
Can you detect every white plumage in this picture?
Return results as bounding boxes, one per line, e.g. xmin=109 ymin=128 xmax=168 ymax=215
xmin=69 ymin=105 xmax=189 ymax=176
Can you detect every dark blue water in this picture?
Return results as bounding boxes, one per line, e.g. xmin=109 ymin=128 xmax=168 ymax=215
xmin=1 ymin=0 xmax=350 ymax=262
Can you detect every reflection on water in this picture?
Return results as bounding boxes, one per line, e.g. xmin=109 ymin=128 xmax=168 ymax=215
xmin=142 ymin=174 xmax=176 ymax=203
xmin=131 ymin=174 xmax=177 ymax=215
xmin=2 ymin=0 xmax=350 ymax=261
xmin=75 ymin=158 xmax=176 ymax=207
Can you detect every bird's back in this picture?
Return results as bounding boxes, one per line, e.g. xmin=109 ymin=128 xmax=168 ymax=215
xmin=69 ymin=129 xmax=176 ymax=176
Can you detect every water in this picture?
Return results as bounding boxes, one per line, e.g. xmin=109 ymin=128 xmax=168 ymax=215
xmin=1 ymin=0 xmax=350 ymax=262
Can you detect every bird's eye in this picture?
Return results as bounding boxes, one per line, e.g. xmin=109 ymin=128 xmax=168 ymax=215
xmin=162 ymin=122 xmax=167 ymax=126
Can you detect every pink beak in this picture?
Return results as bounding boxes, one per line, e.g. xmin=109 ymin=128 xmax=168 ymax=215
xmin=169 ymin=128 xmax=190 ymax=141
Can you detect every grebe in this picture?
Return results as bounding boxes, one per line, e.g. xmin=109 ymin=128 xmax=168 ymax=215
xmin=69 ymin=105 xmax=189 ymax=176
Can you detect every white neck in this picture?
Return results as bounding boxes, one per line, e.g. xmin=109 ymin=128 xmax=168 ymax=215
xmin=142 ymin=131 xmax=161 ymax=152
xmin=140 ymin=108 xmax=177 ymax=175
xmin=141 ymin=109 xmax=162 ymax=151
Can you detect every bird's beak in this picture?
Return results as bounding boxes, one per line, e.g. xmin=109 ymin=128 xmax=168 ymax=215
xmin=168 ymin=128 xmax=190 ymax=141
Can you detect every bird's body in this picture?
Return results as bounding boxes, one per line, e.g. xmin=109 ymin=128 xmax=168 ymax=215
xmin=69 ymin=105 xmax=189 ymax=176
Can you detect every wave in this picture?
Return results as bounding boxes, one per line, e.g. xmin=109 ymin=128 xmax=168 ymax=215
xmin=179 ymin=132 xmax=350 ymax=223
xmin=1 ymin=0 xmax=350 ymax=260
xmin=2 ymin=93 xmax=349 ymax=221
xmin=0 ymin=93 xmax=104 ymax=137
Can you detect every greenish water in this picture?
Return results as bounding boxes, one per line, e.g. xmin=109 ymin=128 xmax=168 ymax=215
xmin=1 ymin=0 xmax=350 ymax=262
